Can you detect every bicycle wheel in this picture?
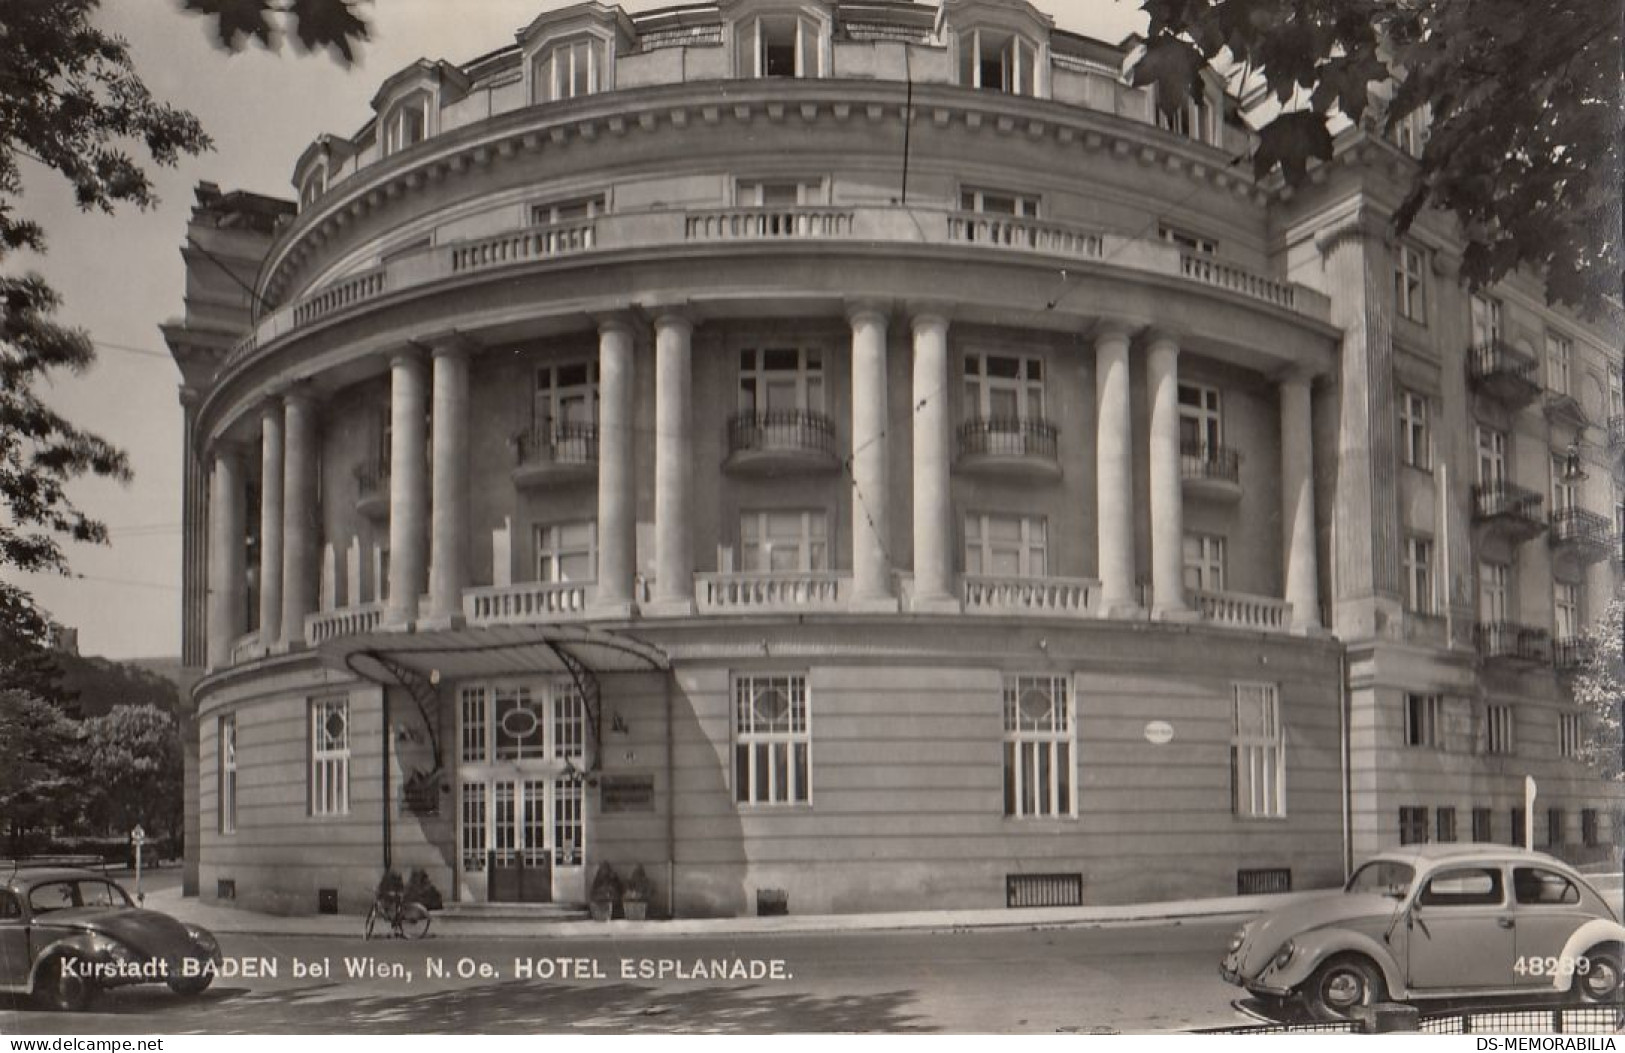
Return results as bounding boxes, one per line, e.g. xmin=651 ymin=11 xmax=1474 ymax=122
xmin=363 ymin=904 xmax=379 ymax=940
xmin=398 ymin=901 xmax=430 ymax=940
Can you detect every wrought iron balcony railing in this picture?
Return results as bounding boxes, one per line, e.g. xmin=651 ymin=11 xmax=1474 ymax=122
xmin=1552 ymin=636 xmax=1593 ymax=672
xmin=514 ymin=421 xmax=599 ymax=472
xmin=1179 ymin=442 xmax=1241 ymax=485
xmin=1467 ymin=339 xmax=1542 ymax=407
xmin=1471 ymin=480 xmax=1546 ymax=541
xmin=725 ymin=409 xmax=838 ymax=468
xmin=1548 ymin=507 xmax=1611 ymax=563
xmin=956 ymin=415 xmax=1059 ymax=472
xmin=1475 ymin=621 xmax=1552 ymax=664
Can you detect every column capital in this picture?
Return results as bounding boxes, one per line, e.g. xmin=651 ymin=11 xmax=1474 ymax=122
xmin=1092 ymin=321 xmax=1134 ymax=349
xmin=905 ymin=301 xmax=955 ymax=329
xmin=207 ymin=439 xmax=246 ymax=465
xmin=260 ymin=397 xmax=285 ymax=421
xmin=1272 ymin=362 xmax=1321 ymax=388
xmin=652 ymin=310 xmax=694 ymax=336
xmin=415 ymin=329 xmax=478 ymax=360
xmin=1142 ymin=329 xmax=1182 ymax=356
xmin=278 ymin=381 xmax=320 ymax=409
xmin=845 ymin=300 xmax=891 ymax=328
xmin=389 ymin=344 xmax=428 ymax=370
xmin=593 ymin=310 xmax=641 ymax=339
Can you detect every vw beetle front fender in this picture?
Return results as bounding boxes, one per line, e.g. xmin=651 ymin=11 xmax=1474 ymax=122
xmin=1553 ymin=919 xmax=1625 ymax=994
xmin=1265 ymin=929 xmax=1407 ymax=999
xmin=26 ymin=933 xmax=108 ymax=991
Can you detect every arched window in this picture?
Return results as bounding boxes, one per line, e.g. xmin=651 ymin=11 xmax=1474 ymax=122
xmin=735 ymin=12 xmax=823 ymax=78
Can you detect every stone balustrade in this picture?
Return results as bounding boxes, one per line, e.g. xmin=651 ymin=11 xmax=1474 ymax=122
xmin=945 ymin=213 xmax=1104 ymax=258
xmin=696 ymin=572 xmax=850 ymax=613
xmin=228 ymin=631 xmax=262 ymax=665
xmin=304 ymin=602 xmax=384 ymax=644
xmin=291 ymin=266 xmax=387 ymax=327
xmin=1190 ymin=588 xmax=1292 ymax=632
xmin=463 ymin=582 xmax=593 ymax=625
xmin=1178 ymin=254 xmax=1297 ymax=310
xmin=961 ymin=574 xmax=1098 ymax=617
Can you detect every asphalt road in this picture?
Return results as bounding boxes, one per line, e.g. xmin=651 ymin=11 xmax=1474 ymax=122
xmin=0 ymin=918 xmax=1254 ymax=1034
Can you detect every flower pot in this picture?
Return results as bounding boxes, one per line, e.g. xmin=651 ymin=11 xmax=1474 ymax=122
xmin=589 ymin=900 xmax=613 ymax=922
xmin=623 ymin=900 xmax=648 ymax=921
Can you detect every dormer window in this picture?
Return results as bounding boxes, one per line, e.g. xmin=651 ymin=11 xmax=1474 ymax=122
xmin=736 ymin=13 xmax=823 ymax=78
xmin=537 ymin=37 xmax=604 ymax=101
xmin=382 ymin=93 xmax=429 ymax=156
xmin=299 ymin=166 xmax=327 ymax=211
xmin=958 ymin=28 xmax=1037 ymax=95
xmin=1158 ymin=95 xmax=1215 ymax=144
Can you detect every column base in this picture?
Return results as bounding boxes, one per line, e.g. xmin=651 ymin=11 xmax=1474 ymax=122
xmin=1151 ymin=605 xmax=1202 ymax=624
xmin=1098 ymin=602 xmax=1147 ymax=621
xmin=848 ymin=596 xmax=901 ymax=614
xmin=908 ymin=595 xmax=962 ymax=614
xmin=1291 ymin=621 xmax=1331 ymax=639
xmin=417 ymin=612 xmax=467 ymax=632
xmin=641 ymin=598 xmax=695 ymax=618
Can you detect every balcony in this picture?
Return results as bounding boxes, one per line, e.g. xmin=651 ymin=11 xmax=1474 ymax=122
xmin=1552 ymin=636 xmax=1594 ymax=673
xmin=463 ymin=581 xmax=593 ymax=625
xmin=1475 ymin=622 xmax=1552 ymax=665
xmin=961 ymin=575 xmax=1099 ymax=618
xmin=1190 ymin=589 xmax=1292 ymax=633
xmin=723 ymin=410 xmax=839 ymax=476
xmin=1471 ymin=480 xmax=1547 ymax=543
xmin=1179 ymin=442 xmax=1242 ymax=502
xmin=1609 ymin=417 xmax=1625 ymax=466
xmin=1543 ymin=390 xmax=1588 ymax=428
xmin=304 ymin=602 xmax=384 ymax=645
xmin=696 ymin=571 xmax=850 ymax=614
xmin=1467 ymin=340 xmax=1541 ymax=409
xmin=955 ymin=415 xmax=1060 ymax=480
xmin=354 ymin=457 xmax=390 ymax=519
xmin=1548 ymin=507 xmax=1612 ymax=564
xmin=512 ymin=421 xmax=598 ymax=488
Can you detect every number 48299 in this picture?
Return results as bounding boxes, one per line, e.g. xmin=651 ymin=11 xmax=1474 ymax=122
xmin=1512 ymin=956 xmax=1591 ymax=977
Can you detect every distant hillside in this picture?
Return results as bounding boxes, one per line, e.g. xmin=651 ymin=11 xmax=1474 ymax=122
xmin=55 ymin=653 xmax=186 ymax=717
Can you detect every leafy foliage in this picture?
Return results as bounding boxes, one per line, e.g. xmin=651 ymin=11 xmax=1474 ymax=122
xmin=1572 ymin=596 xmax=1623 ymax=782
xmin=79 ymin=704 xmax=184 ymax=838
xmin=181 ymin=0 xmax=370 ymax=63
xmin=0 ymin=582 xmax=72 ymax=708
xmin=1133 ymin=0 xmax=1624 ymax=315
xmin=0 ymin=689 xmax=82 ymax=856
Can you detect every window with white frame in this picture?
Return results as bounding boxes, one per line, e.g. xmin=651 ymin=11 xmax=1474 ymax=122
xmin=737 ymin=179 xmax=823 ymax=206
xmin=381 ymin=92 xmax=429 ymax=156
xmin=1554 ymin=582 xmax=1582 ymax=640
xmin=1390 ymin=107 xmax=1429 ymax=156
xmin=733 ymin=674 xmax=811 ymax=806
xmin=1405 ymin=693 xmax=1442 ymax=748
xmin=1546 ymin=331 xmax=1572 ymax=395
xmin=493 ymin=683 xmax=547 ymax=761
xmin=1470 ymin=293 xmax=1503 ymax=349
xmin=460 ymin=680 xmax=580 ymax=765
xmin=1178 ymin=383 xmax=1222 ymax=453
xmin=218 ymin=715 xmax=237 ymax=834
xmin=739 ymin=347 xmax=824 ymax=415
xmin=535 ymin=521 xmax=596 ymax=583
xmin=1232 ymin=682 xmax=1285 ymax=818
xmin=741 ymin=510 xmax=829 ymax=572
xmin=1002 ymin=675 xmax=1074 ymax=818
xmin=553 ymin=680 xmax=585 ymax=762
xmin=1559 ymin=712 xmax=1583 ymax=759
xmin=460 ymin=686 xmax=488 ymax=763
xmin=1158 ymin=224 xmax=1218 ymax=255
xmin=536 ymin=37 xmax=604 ymax=101
xmin=1611 ymin=368 xmax=1624 ymax=420
xmin=1479 ymin=561 xmax=1509 ymax=623
xmin=310 ymin=697 xmax=349 ymax=816
xmin=1157 ymin=94 xmax=1214 ymax=144
xmin=1399 ymin=390 xmax=1431 ymax=469
xmin=1394 ymin=244 xmax=1426 ymax=323
xmin=959 ymin=187 xmax=1039 ymax=217
xmin=965 ymin=513 xmax=1046 ymax=577
xmin=736 ymin=13 xmax=822 ymax=78
xmin=958 ymin=27 xmax=1037 ymax=95
xmin=1182 ymin=534 xmax=1226 ymax=592
xmin=1551 ymin=454 xmax=1579 ymax=513
xmin=1476 ymin=425 xmax=1507 ymax=487
xmin=1485 ymin=703 xmax=1515 ymax=755
xmin=1403 ymin=536 xmax=1436 ymax=615
xmin=530 ymin=194 xmax=606 ymax=228
xmin=299 ymin=166 xmax=326 ymax=211
xmin=963 ymin=352 xmax=1044 ymax=422
xmin=533 ymin=360 xmax=599 ymax=440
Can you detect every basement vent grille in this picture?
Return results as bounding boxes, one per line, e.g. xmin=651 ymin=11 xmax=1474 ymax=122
xmin=1006 ymin=872 xmax=1084 ymax=908
xmin=1237 ymin=868 xmax=1292 ymax=895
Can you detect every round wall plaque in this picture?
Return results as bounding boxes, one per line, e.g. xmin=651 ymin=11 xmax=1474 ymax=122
xmin=1144 ymin=720 xmax=1175 ymax=745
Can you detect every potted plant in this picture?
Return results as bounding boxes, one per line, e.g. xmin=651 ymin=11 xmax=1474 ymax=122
xmin=588 ymin=862 xmax=621 ymax=922
xmin=622 ymin=864 xmax=653 ymax=921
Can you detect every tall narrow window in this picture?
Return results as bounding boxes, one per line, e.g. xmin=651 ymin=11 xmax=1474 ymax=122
xmin=1552 ymin=454 xmax=1579 ymax=514
xmin=1405 ymin=694 xmax=1442 ymax=748
xmin=1512 ymin=807 xmax=1527 ymax=846
xmin=958 ymin=28 xmax=1036 ymax=95
xmin=535 ymin=521 xmax=596 ymax=583
xmin=1554 ymin=582 xmax=1581 ymax=640
xmin=299 ymin=166 xmax=327 ymax=211
xmin=1178 ymin=384 xmax=1223 ymax=454
xmin=553 ymin=679 xmax=585 ymax=762
xmin=553 ymin=777 xmax=583 ymax=866
xmin=1472 ymin=807 xmax=1493 ymax=842
xmin=1399 ymin=806 xmax=1429 ymax=845
xmin=733 ymin=674 xmax=811 ymax=806
xmin=382 ymin=94 xmax=429 ymax=156
xmin=1232 ymin=683 xmax=1285 ymax=818
xmin=1558 ymin=712 xmax=1583 ymax=760
xmin=1547 ymin=808 xmax=1565 ymax=846
xmin=310 ymin=697 xmax=350 ymax=816
xmin=1546 ymin=331 xmax=1572 ymax=394
xmin=738 ymin=14 xmax=821 ymax=78
xmin=1476 ymin=426 xmax=1507 ymax=487
xmin=1478 ymin=561 xmax=1509 ymax=623
xmin=1470 ymin=293 xmax=1502 ymax=349
xmin=1403 ymin=536 xmax=1435 ymax=614
xmin=1399 ymin=390 xmax=1431 ymax=469
xmin=460 ymin=686 xmax=488 ymax=763
xmin=965 ymin=513 xmax=1046 ymax=578
xmin=1582 ymin=808 xmax=1599 ymax=847
xmin=461 ymin=783 xmax=487 ymax=871
xmin=1182 ymin=534 xmax=1226 ymax=592
xmin=218 ymin=715 xmax=237 ymax=834
xmin=1394 ymin=244 xmax=1426 ymax=322
xmin=741 ymin=510 xmax=829 ymax=573
xmin=538 ymin=38 xmax=603 ymax=101
xmin=1003 ymin=675 xmax=1074 ymax=818
xmin=1485 ymin=703 xmax=1515 ymax=755
xmin=1611 ymin=369 xmax=1625 ymax=421
xmin=1436 ymin=806 xmax=1457 ymax=843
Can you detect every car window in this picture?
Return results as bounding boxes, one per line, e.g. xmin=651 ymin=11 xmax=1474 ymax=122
xmin=1418 ymin=866 xmax=1504 ymax=907
xmin=1347 ymin=860 xmax=1415 ymax=897
xmin=77 ymin=881 xmax=129 ymax=909
xmin=1513 ymin=867 xmax=1580 ymax=906
xmin=0 ymin=891 xmax=20 ymax=921
xmin=28 ymin=881 xmax=79 ymax=913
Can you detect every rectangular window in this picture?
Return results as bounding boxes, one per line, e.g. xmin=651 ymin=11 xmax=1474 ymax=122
xmin=1476 ymin=426 xmax=1506 ymax=487
xmin=1178 ymin=383 xmax=1223 ymax=453
xmin=1552 ymin=453 xmax=1580 ymax=514
xmin=1485 ymin=703 xmax=1515 ymax=755
xmin=1157 ymin=96 xmax=1213 ymax=143
xmin=1547 ymin=331 xmax=1572 ymax=395
xmin=461 ymin=783 xmax=487 ymax=871
xmin=1391 ymin=108 xmax=1428 ymax=156
xmin=965 ymin=512 xmax=1047 ymax=578
xmin=535 ymin=521 xmax=596 ymax=584
xmin=493 ymin=684 xmax=546 ymax=761
xmin=541 ymin=38 xmax=603 ymax=101
xmin=1554 ymin=583 xmax=1582 ymax=641
xmin=740 ymin=510 xmax=829 ymax=573
xmin=553 ymin=680 xmax=585 ymax=762
xmin=1405 ymin=694 xmax=1442 ymax=749
xmin=1399 ymin=390 xmax=1431 ymax=469
xmin=740 ymin=14 xmax=821 ymax=78
xmin=1437 ymin=806 xmax=1457 ymax=844
xmin=1478 ymin=561 xmax=1509 ymax=623
xmin=1403 ymin=537 xmax=1435 ymax=615
xmin=1399 ymin=806 xmax=1429 ymax=845
xmin=959 ymin=28 xmax=1037 ymax=95
xmin=553 ymin=777 xmax=583 ymax=866
xmin=532 ymin=360 xmax=600 ymax=439
xmin=1232 ymin=683 xmax=1285 ymax=819
xmin=1471 ymin=293 xmax=1503 ymax=349
xmin=383 ymin=96 xmax=428 ymax=156
xmin=1472 ymin=807 xmax=1493 ymax=843
xmin=963 ymin=352 xmax=1044 ymax=422
xmin=737 ymin=179 xmax=823 ymax=207
xmin=218 ymin=715 xmax=237 ymax=835
xmin=1158 ymin=225 xmax=1218 ymax=255
xmin=1394 ymin=244 xmax=1426 ymax=322
xmin=1182 ymin=533 xmax=1226 ymax=592
xmin=1612 ymin=368 xmax=1625 ymax=420
xmin=1548 ymin=808 xmax=1565 ymax=846
xmin=1512 ymin=807 xmax=1528 ymax=846
xmin=310 ymin=697 xmax=350 ymax=817
xmin=460 ymin=686 xmax=488 ymax=763
xmin=1582 ymin=808 xmax=1600 ymax=848
xmin=531 ymin=194 xmax=607 ymax=227
xmin=1559 ymin=712 xmax=1583 ymax=759
xmin=739 ymin=347 xmax=824 ymax=415
xmin=733 ymin=674 xmax=811 ymax=806
xmin=959 ymin=187 xmax=1039 ymax=217
xmin=1003 ymin=675 xmax=1074 ymax=818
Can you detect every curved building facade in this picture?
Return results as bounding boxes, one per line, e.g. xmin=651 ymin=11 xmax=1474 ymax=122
xmin=163 ymin=0 xmax=1623 ymax=916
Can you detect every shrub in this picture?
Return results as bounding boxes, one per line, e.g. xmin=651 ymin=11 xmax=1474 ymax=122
xmin=589 ymin=861 xmax=622 ymax=904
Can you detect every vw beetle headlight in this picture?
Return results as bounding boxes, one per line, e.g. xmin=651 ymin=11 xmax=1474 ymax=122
xmin=90 ymin=935 xmax=140 ymax=963
xmin=1270 ymin=939 xmax=1296 ymax=970
xmin=1227 ymin=927 xmax=1248 ymax=954
xmin=184 ymin=924 xmax=220 ymax=956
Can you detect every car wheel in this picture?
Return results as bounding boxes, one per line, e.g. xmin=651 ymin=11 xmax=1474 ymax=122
xmin=1577 ymin=945 xmax=1622 ymax=1003
xmin=1301 ymin=955 xmax=1386 ymax=1022
xmin=33 ymin=953 xmax=99 ymax=1012
xmin=398 ymin=902 xmax=431 ymax=940
xmin=167 ymin=972 xmax=213 ymax=997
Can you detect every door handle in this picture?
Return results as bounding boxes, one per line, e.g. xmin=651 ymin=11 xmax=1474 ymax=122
xmin=1496 ymin=917 xmax=1515 ymax=929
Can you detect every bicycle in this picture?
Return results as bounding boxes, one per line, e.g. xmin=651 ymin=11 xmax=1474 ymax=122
xmin=363 ymin=890 xmax=431 ymax=940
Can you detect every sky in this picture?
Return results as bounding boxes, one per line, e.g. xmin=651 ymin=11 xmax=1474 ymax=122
xmin=8 ymin=0 xmax=1146 ymax=661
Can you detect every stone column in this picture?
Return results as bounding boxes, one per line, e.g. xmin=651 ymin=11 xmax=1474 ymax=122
xmin=206 ymin=447 xmax=247 ymax=669
xmin=427 ymin=343 xmax=471 ymax=626
xmin=1146 ymin=334 xmax=1192 ymax=620
xmin=1281 ymin=370 xmax=1323 ymax=634
xmin=1095 ymin=326 xmax=1139 ymax=616
xmin=595 ymin=316 xmax=638 ymax=614
xmin=849 ymin=305 xmax=896 ymax=610
xmin=280 ymin=387 xmax=319 ymax=647
xmin=910 ymin=311 xmax=956 ymax=610
xmin=257 ymin=402 xmax=284 ymax=648
xmin=386 ymin=351 xmax=429 ymax=627
xmin=649 ymin=314 xmax=694 ymax=613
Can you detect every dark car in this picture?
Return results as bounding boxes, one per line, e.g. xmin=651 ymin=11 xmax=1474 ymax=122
xmin=0 ymin=868 xmax=222 ymax=1010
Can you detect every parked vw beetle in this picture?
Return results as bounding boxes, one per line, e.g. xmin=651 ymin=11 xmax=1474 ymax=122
xmin=1220 ymin=845 xmax=1624 ymax=1020
xmin=0 ymin=868 xmax=222 ymax=1011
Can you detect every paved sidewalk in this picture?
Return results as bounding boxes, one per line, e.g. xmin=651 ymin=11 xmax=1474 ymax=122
xmin=140 ymin=884 xmax=1330 ymax=941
